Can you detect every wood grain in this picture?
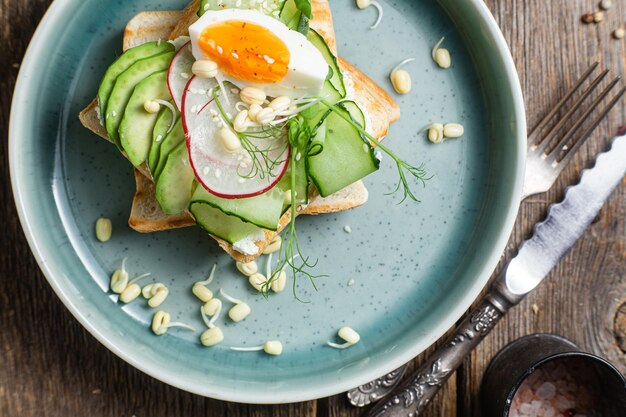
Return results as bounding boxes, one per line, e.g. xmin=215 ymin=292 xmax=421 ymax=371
xmin=1 ymin=1 xmax=624 ymax=416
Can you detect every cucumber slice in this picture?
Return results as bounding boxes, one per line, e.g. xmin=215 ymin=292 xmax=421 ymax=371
xmin=306 ymin=103 xmax=380 ymax=197
xmin=148 ymin=101 xmax=178 ymax=177
xmin=190 ymin=202 xmax=264 ymax=245
xmin=199 ymin=0 xmax=285 ymax=16
xmin=98 ymin=41 xmax=174 ymax=120
xmin=279 ymin=0 xmax=301 ymax=30
xmin=191 ymin=186 xmax=284 ymax=231
xmin=307 ymin=29 xmax=346 ymax=98
xmin=155 ymin=142 xmax=196 ymax=215
xmin=119 ymin=71 xmax=172 ymax=167
xmin=154 ymin=118 xmax=185 ymax=182
xmin=302 ymin=79 xmax=342 ymax=132
xmin=106 ymin=51 xmax=175 ymax=148
xmin=340 ymin=100 xmax=366 ymax=128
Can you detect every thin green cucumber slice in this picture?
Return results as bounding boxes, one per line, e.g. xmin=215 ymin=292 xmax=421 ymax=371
xmin=148 ymin=101 xmax=178 ymax=176
xmin=106 ymin=51 xmax=174 ymax=148
xmin=155 ymin=142 xmax=196 ymax=215
xmin=340 ymin=100 xmax=366 ymax=128
xmin=190 ymin=202 xmax=264 ymax=245
xmin=119 ymin=71 xmax=172 ymax=167
xmin=306 ymin=103 xmax=380 ymax=197
xmin=191 ymin=186 xmax=285 ymax=231
xmin=199 ymin=0 xmax=285 ymax=16
xmin=279 ymin=0 xmax=302 ymax=30
xmin=302 ymin=79 xmax=342 ymax=132
xmin=307 ymin=29 xmax=346 ymax=98
xmin=98 ymin=41 xmax=174 ymax=119
xmin=153 ymin=118 xmax=184 ymax=182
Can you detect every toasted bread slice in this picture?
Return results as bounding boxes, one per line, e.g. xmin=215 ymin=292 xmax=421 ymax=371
xmin=78 ymin=99 xmax=107 ymax=139
xmin=124 ymin=11 xmax=183 ymax=51
xmin=130 ymin=170 xmax=195 ymax=231
xmin=169 ymin=0 xmax=200 ymax=40
xmin=79 ymin=1 xmax=397 ymax=261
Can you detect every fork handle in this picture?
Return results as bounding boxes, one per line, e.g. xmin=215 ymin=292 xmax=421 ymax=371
xmin=365 ymin=275 xmax=523 ymax=417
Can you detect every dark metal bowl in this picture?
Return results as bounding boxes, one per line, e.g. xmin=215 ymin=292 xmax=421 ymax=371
xmin=481 ymin=333 xmax=626 ymax=417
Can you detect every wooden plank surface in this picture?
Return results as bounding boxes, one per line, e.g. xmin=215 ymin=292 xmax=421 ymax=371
xmin=1 ymin=1 xmax=624 ymax=416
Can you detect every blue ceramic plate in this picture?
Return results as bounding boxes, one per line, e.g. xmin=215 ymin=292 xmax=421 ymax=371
xmin=10 ymin=0 xmax=525 ymax=403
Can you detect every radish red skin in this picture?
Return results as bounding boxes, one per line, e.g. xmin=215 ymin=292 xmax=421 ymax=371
xmin=181 ymin=75 xmax=289 ymax=199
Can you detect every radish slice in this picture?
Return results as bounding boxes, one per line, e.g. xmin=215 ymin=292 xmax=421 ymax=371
xmin=182 ymin=76 xmax=289 ymax=199
xmin=167 ymin=41 xmax=194 ymax=111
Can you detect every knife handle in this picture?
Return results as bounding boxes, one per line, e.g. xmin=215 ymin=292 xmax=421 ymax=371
xmin=365 ymin=273 xmax=524 ymax=417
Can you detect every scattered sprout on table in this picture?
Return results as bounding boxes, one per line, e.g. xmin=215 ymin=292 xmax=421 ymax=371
xmin=423 ymin=122 xmax=464 ymax=144
xmin=119 ymin=273 xmax=151 ymax=303
xmin=192 ymin=264 xmax=217 ymax=302
xmin=265 ymin=253 xmax=287 ymax=293
xmin=231 ymin=340 xmax=283 ymax=356
xmin=220 ymin=289 xmax=251 ymax=322
xmin=443 ymin=123 xmax=464 ymax=139
xmin=432 ymin=37 xmax=451 ymax=69
xmin=356 ymin=0 xmax=383 ymax=30
xmin=95 ymin=217 xmax=112 ymax=242
xmin=389 ymin=58 xmax=415 ymax=95
xmin=203 ymin=298 xmax=222 ymax=316
xmin=248 ymin=272 xmax=268 ymax=292
xmin=110 ymin=258 xmax=129 ymax=294
xmin=235 ymin=260 xmax=258 ymax=277
xmin=147 ymin=285 xmax=169 ymax=308
xmin=142 ymin=283 xmax=166 ymax=299
xmin=200 ymin=303 xmax=224 ymax=347
xmin=327 ymin=327 xmax=361 ymax=349
xmin=151 ymin=310 xmax=195 ymax=336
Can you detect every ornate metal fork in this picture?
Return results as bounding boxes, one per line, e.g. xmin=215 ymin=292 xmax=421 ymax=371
xmin=347 ymin=62 xmax=626 ymax=411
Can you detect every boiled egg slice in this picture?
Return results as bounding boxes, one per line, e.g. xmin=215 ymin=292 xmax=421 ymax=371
xmin=189 ymin=9 xmax=328 ymax=99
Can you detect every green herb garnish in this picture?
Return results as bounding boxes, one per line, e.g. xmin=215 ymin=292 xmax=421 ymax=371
xmin=262 ymin=116 xmax=325 ymax=301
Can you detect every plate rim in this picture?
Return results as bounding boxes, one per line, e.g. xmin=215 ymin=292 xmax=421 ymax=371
xmin=9 ymin=0 xmax=526 ymax=404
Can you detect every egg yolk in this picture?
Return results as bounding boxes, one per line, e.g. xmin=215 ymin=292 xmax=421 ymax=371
xmin=198 ymin=21 xmax=290 ymax=83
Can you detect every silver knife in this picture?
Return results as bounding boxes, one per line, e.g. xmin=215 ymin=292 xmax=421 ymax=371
xmin=362 ymin=134 xmax=626 ymax=417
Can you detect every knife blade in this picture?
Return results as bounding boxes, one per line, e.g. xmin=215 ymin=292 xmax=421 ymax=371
xmin=506 ymin=133 xmax=626 ymax=295
xmin=366 ymin=134 xmax=626 ymax=417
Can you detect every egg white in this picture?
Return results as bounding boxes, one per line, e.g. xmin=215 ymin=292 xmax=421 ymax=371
xmin=189 ymin=9 xmax=328 ymax=99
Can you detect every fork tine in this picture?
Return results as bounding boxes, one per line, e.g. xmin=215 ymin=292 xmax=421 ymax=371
xmin=528 ymin=62 xmax=599 ymax=142
xmin=546 ymin=77 xmax=621 ymax=160
xmin=553 ymin=85 xmax=626 ymax=168
xmin=533 ymin=69 xmax=609 ymax=154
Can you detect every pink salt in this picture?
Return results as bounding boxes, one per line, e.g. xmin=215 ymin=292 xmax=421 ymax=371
xmin=536 ymin=382 xmax=556 ymax=400
xmin=508 ymin=358 xmax=598 ymax=417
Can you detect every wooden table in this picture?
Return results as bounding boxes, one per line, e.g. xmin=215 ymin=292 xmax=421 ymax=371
xmin=1 ymin=1 xmax=625 ymax=416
